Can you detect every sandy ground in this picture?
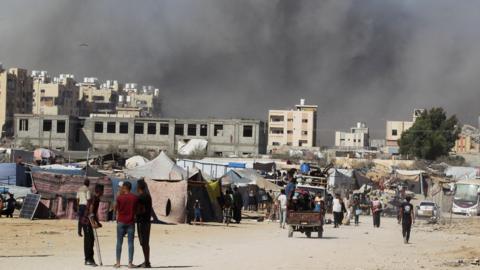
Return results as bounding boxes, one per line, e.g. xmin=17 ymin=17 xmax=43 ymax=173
xmin=0 ymin=214 xmax=479 ymax=270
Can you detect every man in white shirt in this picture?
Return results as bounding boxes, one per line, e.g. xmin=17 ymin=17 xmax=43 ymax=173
xmin=278 ymin=189 xmax=288 ymax=229
xmin=332 ymin=194 xmax=343 ymax=228
xmin=77 ymin=179 xmax=91 ymax=237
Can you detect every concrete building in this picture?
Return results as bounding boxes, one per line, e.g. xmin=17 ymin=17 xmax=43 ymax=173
xmin=267 ymin=99 xmax=317 ymax=153
xmin=385 ymin=109 xmax=424 ymax=154
xmin=453 ymin=125 xmax=480 ymax=154
xmin=117 ymin=83 xmax=161 ymax=117
xmin=78 ymin=77 xmax=121 ymax=115
xmin=0 ymin=66 xmax=33 ymax=136
xmin=14 ymin=114 xmax=266 ymax=156
xmin=335 ymin=122 xmax=369 ymax=149
xmin=32 ymin=71 xmax=79 ymax=116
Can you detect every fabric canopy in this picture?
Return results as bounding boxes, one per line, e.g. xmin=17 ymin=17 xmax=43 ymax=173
xmin=126 ymin=152 xmax=188 ymax=180
xmin=220 ymin=169 xmax=281 ymax=191
xmin=125 ymin=155 xmax=149 ymax=169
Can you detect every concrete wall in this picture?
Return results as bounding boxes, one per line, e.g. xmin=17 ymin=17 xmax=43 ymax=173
xmin=14 ymin=114 xmax=266 ymax=156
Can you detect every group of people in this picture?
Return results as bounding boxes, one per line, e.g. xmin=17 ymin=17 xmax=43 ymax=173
xmin=77 ymin=179 xmax=153 ymax=268
xmin=0 ymin=193 xmax=16 ymax=218
xmin=222 ymin=186 xmax=244 ymax=225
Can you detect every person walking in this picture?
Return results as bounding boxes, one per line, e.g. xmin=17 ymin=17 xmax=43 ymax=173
xmin=371 ymin=197 xmax=382 ymax=228
xmin=77 ymin=179 xmax=91 ymax=237
xmin=399 ymin=196 xmax=415 ymax=244
xmin=114 ymin=182 xmax=138 ymax=268
xmin=332 ymin=194 xmax=343 ymax=228
xmin=136 ymin=180 xmax=152 ymax=268
xmin=81 ymin=184 xmax=104 ymax=267
xmin=278 ymin=189 xmax=287 ymax=229
xmin=352 ymin=195 xmax=361 ymax=226
xmin=233 ymin=186 xmax=243 ymax=224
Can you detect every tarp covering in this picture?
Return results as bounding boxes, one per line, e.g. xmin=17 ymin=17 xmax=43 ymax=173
xmin=328 ymin=168 xmax=356 ymax=190
xmin=177 ymin=139 xmax=208 ymax=156
xmin=33 ymin=148 xmax=56 ymax=160
xmin=145 ymin=179 xmax=188 ymax=224
xmin=31 ymin=171 xmax=113 ymax=220
xmin=125 ymin=156 xmax=149 ymax=169
xmin=220 ymin=170 xmax=252 ymax=187
xmin=126 ymin=152 xmax=188 ymax=180
xmin=234 ymin=169 xmax=281 ymax=192
xmin=445 ymin=166 xmax=480 ymax=181
xmin=31 ymin=166 xmax=105 ymax=177
xmin=0 ymin=163 xmax=25 ymax=186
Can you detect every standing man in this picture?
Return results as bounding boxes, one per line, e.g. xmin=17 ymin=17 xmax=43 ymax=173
xmin=233 ymin=186 xmax=243 ymax=224
xmin=77 ymin=179 xmax=91 ymax=237
xmin=278 ymin=189 xmax=287 ymax=229
xmin=399 ymin=196 xmax=415 ymax=244
xmin=81 ymin=184 xmax=104 ymax=267
xmin=332 ymin=194 xmax=343 ymax=228
xmin=114 ymin=182 xmax=138 ymax=268
xmin=285 ymin=173 xmax=297 ymax=200
xmin=3 ymin=193 xmax=16 ymax=218
xmin=136 ymin=180 xmax=152 ymax=268
xmin=371 ymin=197 xmax=382 ymax=228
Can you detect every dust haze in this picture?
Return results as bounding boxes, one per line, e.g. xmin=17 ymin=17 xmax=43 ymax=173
xmin=1 ymin=0 xmax=479 ymax=145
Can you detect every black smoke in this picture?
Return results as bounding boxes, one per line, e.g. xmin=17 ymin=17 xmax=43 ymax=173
xmin=1 ymin=0 xmax=479 ymax=145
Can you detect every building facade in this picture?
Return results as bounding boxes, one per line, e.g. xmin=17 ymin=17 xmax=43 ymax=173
xmin=267 ymin=99 xmax=317 ymax=153
xmin=0 ymin=66 xmax=33 ymax=136
xmin=385 ymin=109 xmax=424 ymax=154
xmin=32 ymin=71 xmax=79 ymax=116
xmin=14 ymin=114 xmax=266 ymax=156
xmin=335 ymin=122 xmax=369 ymax=149
xmin=453 ymin=125 xmax=480 ymax=154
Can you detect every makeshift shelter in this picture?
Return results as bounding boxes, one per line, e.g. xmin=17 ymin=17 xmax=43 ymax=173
xmin=126 ymin=152 xmax=188 ymax=180
xmin=328 ymin=169 xmax=356 ymax=192
xmin=392 ymin=170 xmax=426 ymax=195
xmin=0 ymin=163 xmax=27 ymax=186
xmin=177 ymin=139 xmax=208 ymax=155
xmin=145 ymin=179 xmax=188 ymax=224
xmin=125 ymin=155 xmax=149 ymax=169
xmin=31 ymin=171 xmax=113 ymax=220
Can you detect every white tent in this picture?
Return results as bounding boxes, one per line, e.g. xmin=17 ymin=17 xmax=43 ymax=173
xmin=328 ymin=168 xmax=355 ymax=190
xmin=177 ymin=139 xmax=208 ymax=155
xmin=125 ymin=152 xmax=188 ymax=180
xmin=125 ymin=155 xmax=149 ymax=169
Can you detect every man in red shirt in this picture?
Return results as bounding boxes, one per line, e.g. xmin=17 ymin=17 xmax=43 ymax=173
xmin=114 ymin=182 xmax=138 ymax=268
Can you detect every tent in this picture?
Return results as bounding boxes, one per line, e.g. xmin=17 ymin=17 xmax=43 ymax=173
xmin=31 ymin=171 xmax=113 ymax=220
xmin=328 ymin=169 xmax=356 ymax=191
xmin=145 ymin=179 xmax=188 ymax=224
xmin=125 ymin=155 xmax=149 ymax=169
xmin=126 ymin=152 xmax=188 ymax=180
xmin=393 ymin=169 xmax=426 ymax=195
xmin=177 ymin=139 xmax=208 ymax=155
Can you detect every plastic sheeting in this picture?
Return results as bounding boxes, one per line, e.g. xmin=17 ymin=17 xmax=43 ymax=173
xmin=445 ymin=166 xmax=480 ymax=181
xmin=126 ymin=152 xmax=188 ymax=180
xmin=125 ymin=155 xmax=149 ymax=169
xmin=177 ymin=139 xmax=208 ymax=156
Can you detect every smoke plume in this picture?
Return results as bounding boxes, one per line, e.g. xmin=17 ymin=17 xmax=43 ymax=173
xmin=1 ymin=0 xmax=479 ymax=145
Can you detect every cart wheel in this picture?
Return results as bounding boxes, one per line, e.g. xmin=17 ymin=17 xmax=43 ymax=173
xmin=305 ymin=231 xmax=311 ymax=238
xmin=288 ymin=226 xmax=294 ymax=238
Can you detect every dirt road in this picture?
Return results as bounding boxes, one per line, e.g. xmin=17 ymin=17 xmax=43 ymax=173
xmin=0 ymin=215 xmax=478 ymax=270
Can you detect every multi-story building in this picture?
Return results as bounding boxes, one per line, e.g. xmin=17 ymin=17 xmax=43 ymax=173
xmin=14 ymin=114 xmax=266 ymax=156
xmin=32 ymin=71 xmax=79 ymax=116
xmin=117 ymin=83 xmax=161 ymax=117
xmin=453 ymin=125 xmax=480 ymax=154
xmin=267 ymin=99 xmax=317 ymax=153
xmin=385 ymin=109 xmax=424 ymax=154
xmin=335 ymin=122 xmax=369 ymax=149
xmin=78 ymin=77 xmax=120 ymax=115
xmin=0 ymin=65 xmax=33 ymax=136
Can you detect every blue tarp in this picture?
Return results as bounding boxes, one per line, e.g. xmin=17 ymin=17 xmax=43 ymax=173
xmin=0 ymin=163 xmax=26 ymax=186
xmin=228 ymin=162 xmax=246 ymax=168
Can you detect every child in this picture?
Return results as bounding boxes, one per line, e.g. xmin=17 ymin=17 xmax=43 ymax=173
xmin=193 ymin=200 xmax=202 ymax=225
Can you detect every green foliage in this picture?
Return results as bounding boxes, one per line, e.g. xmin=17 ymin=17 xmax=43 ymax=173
xmin=399 ymin=108 xmax=460 ymax=160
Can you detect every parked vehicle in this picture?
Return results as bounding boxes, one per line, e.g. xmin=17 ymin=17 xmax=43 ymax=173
xmin=287 ymin=210 xmax=324 ymax=238
xmin=415 ymin=201 xmax=440 ymax=221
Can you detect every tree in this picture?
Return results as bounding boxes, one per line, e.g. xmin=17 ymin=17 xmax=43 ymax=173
xmin=398 ymin=108 xmax=460 ymax=160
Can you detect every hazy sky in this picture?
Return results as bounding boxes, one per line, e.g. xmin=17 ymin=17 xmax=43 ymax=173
xmin=1 ymin=0 xmax=479 ymax=145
